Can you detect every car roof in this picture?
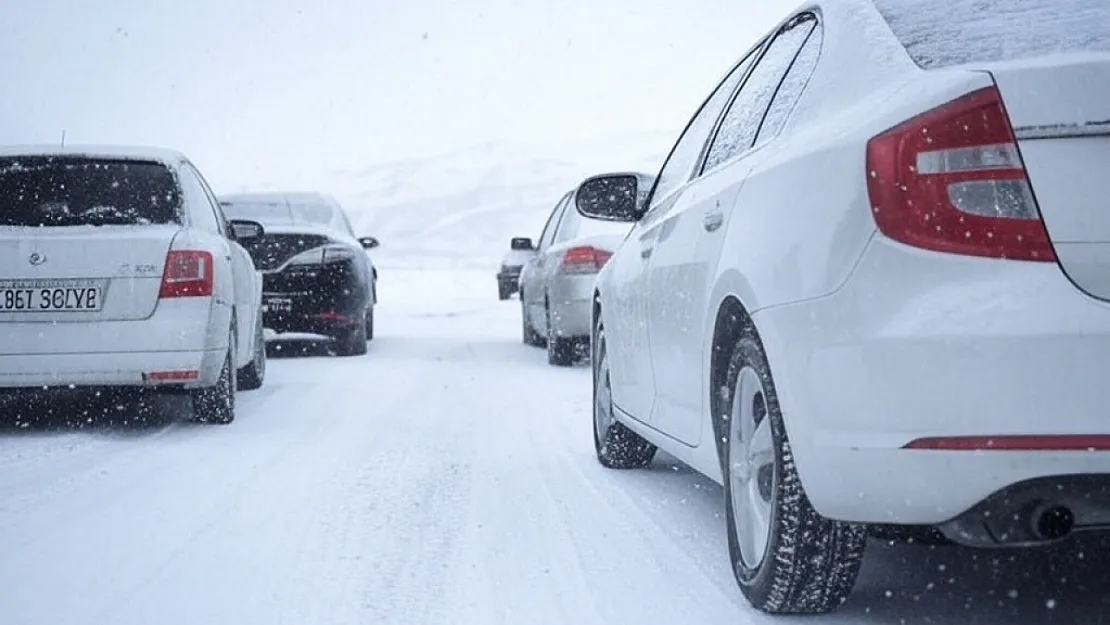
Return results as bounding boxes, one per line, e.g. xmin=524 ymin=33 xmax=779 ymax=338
xmin=0 ymin=144 xmax=188 ymax=166
xmin=219 ymin=191 xmax=339 ymax=207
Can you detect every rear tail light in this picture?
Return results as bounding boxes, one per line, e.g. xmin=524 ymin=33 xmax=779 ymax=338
xmin=865 ymin=85 xmax=1055 ymax=262
xmin=159 ymin=250 xmax=214 ymax=298
xmin=559 ymin=245 xmax=613 ymax=274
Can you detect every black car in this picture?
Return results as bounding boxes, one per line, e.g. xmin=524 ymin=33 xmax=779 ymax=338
xmin=219 ymin=192 xmax=379 ymax=356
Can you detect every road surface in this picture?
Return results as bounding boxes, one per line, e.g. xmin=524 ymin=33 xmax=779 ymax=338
xmin=0 ymin=268 xmax=1105 ymax=625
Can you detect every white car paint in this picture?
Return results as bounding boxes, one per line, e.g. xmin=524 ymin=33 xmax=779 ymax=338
xmin=0 ymin=145 xmax=263 ymax=392
xmin=591 ymin=0 xmax=1110 ymax=538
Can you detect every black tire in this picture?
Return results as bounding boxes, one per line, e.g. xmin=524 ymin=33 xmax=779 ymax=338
xmin=545 ymin=303 xmax=578 ymax=367
xmin=521 ymin=296 xmax=545 ymax=347
xmin=237 ymin=316 xmax=266 ymax=391
xmin=365 ymin=306 xmax=375 ymax=342
xmin=498 ymin=281 xmax=512 ymax=301
xmin=335 ymin=319 xmax=368 ymax=356
xmin=192 ymin=342 xmax=236 ymax=424
xmin=592 ymin=322 xmax=656 ymax=468
xmin=721 ymin=330 xmax=866 ymax=614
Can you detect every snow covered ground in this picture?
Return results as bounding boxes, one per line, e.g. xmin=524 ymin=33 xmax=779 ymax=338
xmin=0 ymin=266 xmax=1106 ymax=625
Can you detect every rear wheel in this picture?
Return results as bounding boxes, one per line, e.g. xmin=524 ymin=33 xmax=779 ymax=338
xmin=592 ymin=322 xmax=656 ymax=468
xmin=545 ymin=302 xmax=579 ymax=367
xmin=193 ymin=338 xmax=236 ymax=424
xmin=335 ymin=318 xmax=368 ymax=357
xmin=722 ymin=331 xmax=865 ymax=614
xmin=237 ymin=316 xmax=266 ymax=391
xmin=498 ymin=281 xmax=512 ymax=300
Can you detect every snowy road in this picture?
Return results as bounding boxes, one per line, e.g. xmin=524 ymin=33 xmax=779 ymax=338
xmin=1 ymin=268 xmax=1106 ymax=625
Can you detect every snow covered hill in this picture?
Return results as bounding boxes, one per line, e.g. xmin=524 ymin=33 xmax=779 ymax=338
xmin=325 ymin=131 xmax=674 ymax=269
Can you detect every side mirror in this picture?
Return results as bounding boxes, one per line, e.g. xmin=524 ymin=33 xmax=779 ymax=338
xmin=510 ymin=237 xmax=535 ymax=251
xmin=229 ymin=219 xmax=264 ymax=242
xmin=575 ymin=173 xmax=641 ymax=222
xmin=358 ymin=236 xmax=380 ymax=250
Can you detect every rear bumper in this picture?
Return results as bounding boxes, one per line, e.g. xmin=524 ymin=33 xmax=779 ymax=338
xmin=0 ymin=348 xmax=225 ymax=389
xmin=497 ymin=272 xmax=521 ymax=292
xmin=261 ymin=265 xmax=368 ymax=337
xmin=755 ymin=236 xmax=1110 ymax=526
xmin=548 ymin=273 xmax=596 ymax=338
xmin=0 ymin=298 xmax=227 ymax=389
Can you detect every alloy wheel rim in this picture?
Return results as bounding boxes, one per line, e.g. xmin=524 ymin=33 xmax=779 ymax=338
xmin=729 ymin=366 xmax=776 ymax=569
xmin=594 ymin=338 xmax=614 ymax=446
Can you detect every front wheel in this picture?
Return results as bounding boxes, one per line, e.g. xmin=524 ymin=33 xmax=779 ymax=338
xmin=722 ymin=331 xmax=865 ymax=614
xmin=592 ymin=322 xmax=656 ymax=468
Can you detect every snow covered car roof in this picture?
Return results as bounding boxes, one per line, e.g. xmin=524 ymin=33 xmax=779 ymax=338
xmin=0 ymin=144 xmax=189 ymax=166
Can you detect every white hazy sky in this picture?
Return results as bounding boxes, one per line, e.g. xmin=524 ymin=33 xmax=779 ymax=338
xmin=0 ymin=0 xmax=785 ymax=191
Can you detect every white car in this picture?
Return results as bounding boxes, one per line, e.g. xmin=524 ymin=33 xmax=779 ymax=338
xmin=0 ymin=145 xmax=268 ymax=424
xmin=576 ymin=0 xmax=1110 ymax=615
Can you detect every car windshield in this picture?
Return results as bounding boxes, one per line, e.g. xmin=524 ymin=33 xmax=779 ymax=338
xmin=288 ymin=202 xmax=336 ymax=226
xmin=0 ymin=156 xmax=180 ymax=227
xmin=873 ymin=0 xmax=1110 ymax=68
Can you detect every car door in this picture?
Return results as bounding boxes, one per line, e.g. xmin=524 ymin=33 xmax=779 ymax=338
xmin=650 ymin=13 xmax=821 ymax=445
xmin=186 ymin=161 xmax=259 ymax=359
xmin=626 ymin=43 xmax=764 ymax=436
xmin=522 ymin=192 xmax=571 ymax=333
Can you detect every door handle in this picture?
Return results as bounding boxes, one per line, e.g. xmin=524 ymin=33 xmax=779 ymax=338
xmin=703 ymin=211 xmax=724 ymax=232
xmin=640 ymin=246 xmax=653 ymax=259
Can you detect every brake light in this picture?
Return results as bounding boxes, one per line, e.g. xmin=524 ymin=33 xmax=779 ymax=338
xmin=159 ymin=250 xmax=214 ymax=298
xmin=865 ymin=85 xmax=1055 ymax=262
xmin=559 ymin=245 xmax=613 ymax=274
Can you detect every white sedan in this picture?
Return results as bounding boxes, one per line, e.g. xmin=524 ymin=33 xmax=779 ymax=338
xmin=0 ymin=145 xmax=268 ymax=424
xmin=575 ymin=0 xmax=1110 ymax=615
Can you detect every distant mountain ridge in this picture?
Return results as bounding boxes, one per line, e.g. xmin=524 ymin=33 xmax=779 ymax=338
xmin=324 ymin=131 xmax=673 ymax=269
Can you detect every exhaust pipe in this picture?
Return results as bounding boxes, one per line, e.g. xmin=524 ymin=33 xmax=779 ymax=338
xmin=1031 ymin=504 xmax=1075 ymax=541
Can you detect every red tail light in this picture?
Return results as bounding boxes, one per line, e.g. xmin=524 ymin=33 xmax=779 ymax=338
xmin=865 ymin=85 xmax=1055 ymax=262
xmin=159 ymin=250 xmax=214 ymax=298
xmin=560 ymin=245 xmax=613 ymax=274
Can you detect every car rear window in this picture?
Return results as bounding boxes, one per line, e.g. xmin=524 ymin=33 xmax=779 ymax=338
xmin=555 ymin=207 xmax=631 ymax=244
xmin=240 ymin=232 xmax=330 ymax=271
xmin=0 ymin=156 xmax=181 ymax=227
xmin=872 ymin=0 xmax=1110 ymax=69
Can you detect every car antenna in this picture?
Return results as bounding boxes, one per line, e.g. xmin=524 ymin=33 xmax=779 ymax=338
xmin=60 ymin=129 xmax=66 ymax=146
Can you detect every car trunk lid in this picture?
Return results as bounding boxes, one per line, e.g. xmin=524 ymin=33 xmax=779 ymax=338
xmin=0 ymin=155 xmax=183 ymax=322
xmin=988 ymin=56 xmax=1110 ymax=300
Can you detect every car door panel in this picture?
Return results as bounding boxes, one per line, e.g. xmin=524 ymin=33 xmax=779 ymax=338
xmin=646 ymin=182 xmax=731 ymax=444
xmin=650 ymin=13 xmax=819 ymax=445
xmin=601 ymin=215 xmax=656 ymax=423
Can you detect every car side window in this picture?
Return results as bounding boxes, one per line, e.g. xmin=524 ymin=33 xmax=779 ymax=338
xmin=538 ymin=193 xmax=571 ymax=250
xmin=645 ymin=43 xmax=763 ymax=214
xmin=183 ymin=161 xmax=231 ymax=237
xmin=177 ymin=163 xmax=222 ymax=235
xmin=702 ymin=13 xmax=817 ymax=172
xmin=754 ymin=20 xmax=823 ymax=145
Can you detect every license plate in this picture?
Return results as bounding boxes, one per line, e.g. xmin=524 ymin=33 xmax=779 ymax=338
xmin=0 ymin=279 xmax=103 ymax=312
xmin=264 ymin=296 xmax=293 ymax=313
